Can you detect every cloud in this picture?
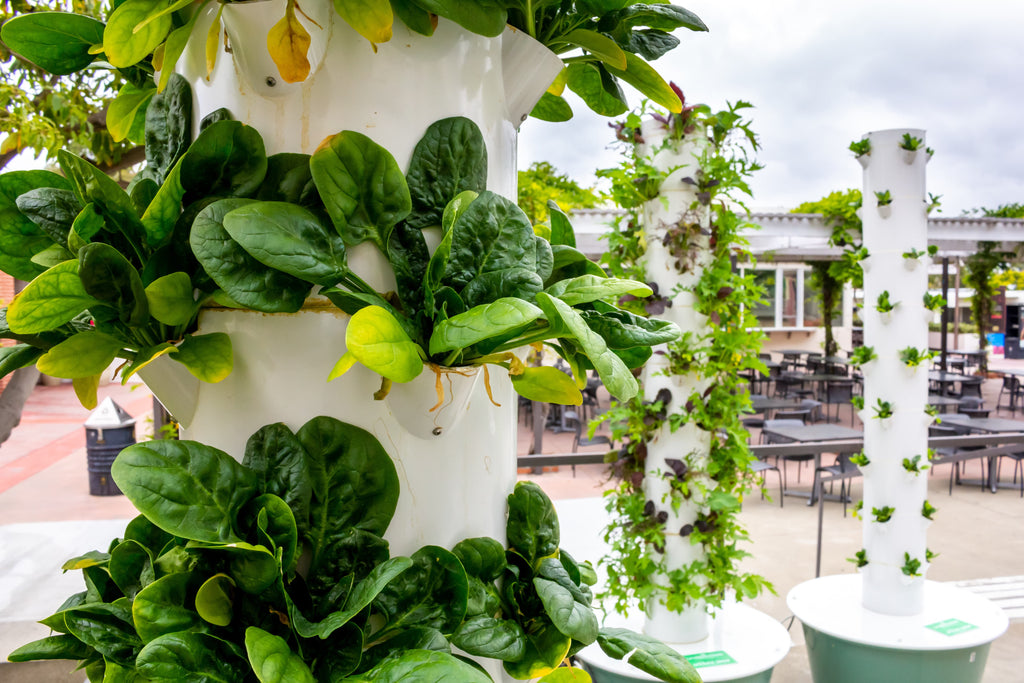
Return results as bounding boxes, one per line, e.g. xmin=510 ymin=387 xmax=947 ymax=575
xmin=519 ymin=0 xmax=1024 ymax=215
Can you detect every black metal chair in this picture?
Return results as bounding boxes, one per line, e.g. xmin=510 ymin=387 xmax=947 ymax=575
xmin=929 ymin=424 xmax=987 ymax=494
xmin=563 ymin=410 xmax=614 ymax=477
xmin=823 ymin=380 xmax=855 ymax=425
xmin=997 ymin=375 xmax=1021 ymax=415
xmin=997 ymin=452 xmax=1024 ymax=498
xmin=957 ymin=397 xmax=990 ymax=419
xmin=957 ymin=376 xmax=984 ymax=400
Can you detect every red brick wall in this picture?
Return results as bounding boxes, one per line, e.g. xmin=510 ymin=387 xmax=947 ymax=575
xmin=0 ymin=274 xmax=16 ymax=393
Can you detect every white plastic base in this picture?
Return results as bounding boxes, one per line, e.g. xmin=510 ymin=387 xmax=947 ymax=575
xmin=578 ymin=602 xmax=791 ymax=682
xmin=787 ymin=574 xmax=1008 ymax=651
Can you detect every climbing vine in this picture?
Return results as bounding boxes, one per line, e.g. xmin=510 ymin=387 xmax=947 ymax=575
xmin=594 ymin=95 xmax=773 ymax=616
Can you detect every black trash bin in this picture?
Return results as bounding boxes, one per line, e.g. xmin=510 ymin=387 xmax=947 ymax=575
xmin=84 ymin=397 xmax=136 ymax=496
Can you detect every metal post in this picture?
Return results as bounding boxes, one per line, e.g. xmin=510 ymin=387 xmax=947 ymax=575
xmin=940 ymin=257 xmax=950 ymax=372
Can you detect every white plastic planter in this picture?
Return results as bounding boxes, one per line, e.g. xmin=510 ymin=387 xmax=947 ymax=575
xmin=146 ymin=17 xmax=561 ymax=681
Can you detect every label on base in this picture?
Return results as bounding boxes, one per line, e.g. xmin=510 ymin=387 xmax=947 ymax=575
xmin=926 ymin=618 xmax=979 ymax=637
xmin=685 ymin=651 xmax=737 ymax=668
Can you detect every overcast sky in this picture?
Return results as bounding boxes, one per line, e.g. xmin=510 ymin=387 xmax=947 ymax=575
xmin=518 ymin=0 xmax=1024 ymax=216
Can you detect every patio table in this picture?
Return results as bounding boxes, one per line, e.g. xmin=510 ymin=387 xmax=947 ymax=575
xmin=927 ymin=395 xmax=962 ymax=413
xmin=928 ymin=371 xmax=965 ymax=396
xmin=760 ymin=423 xmax=864 ymax=504
xmin=937 ymin=414 xmax=1024 ymax=492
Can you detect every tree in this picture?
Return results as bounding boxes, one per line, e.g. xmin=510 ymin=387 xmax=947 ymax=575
xmin=517 ymin=161 xmax=602 ymax=226
xmin=962 ymin=204 xmax=1022 ymax=366
xmin=792 ymin=189 xmax=863 ymax=355
xmin=0 ymin=0 xmax=139 ymax=173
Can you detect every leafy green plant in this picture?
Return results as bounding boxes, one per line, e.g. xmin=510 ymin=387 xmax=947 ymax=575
xmin=902 ymin=552 xmax=922 ymax=577
xmin=902 ymin=455 xmax=929 ymax=473
xmin=851 ymin=500 xmax=864 ymax=519
xmin=899 ymin=133 xmax=923 ymax=151
xmin=8 ymin=417 xmax=700 ymax=683
xmin=922 ymin=499 xmax=937 ymax=520
xmin=874 ymin=190 xmax=892 ymax=207
xmin=848 ymin=549 xmax=868 ymax=568
xmin=899 ymin=347 xmax=936 ymax=367
xmin=903 ymin=245 xmax=938 ymax=259
xmin=848 ymin=139 xmax=871 ymax=157
xmin=849 ymin=450 xmax=870 ymax=467
xmin=0 ymin=86 xmax=677 ymax=408
xmin=849 ymin=345 xmax=877 ymax=367
xmin=926 ymin=193 xmax=942 ymax=215
xmin=923 ymin=292 xmax=947 ymax=312
xmin=851 ymin=395 xmax=865 ymax=412
xmin=872 ymin=505 xmax=894 ymax=523
xmin=925 ymin=548 xmax=938 ymax=562
xmin=925 ymin=404 xmax=940 ymax=418
xmin=872 ymin=399 xmax=893 ymax=420
xmin=875 ymin=290 xmax=896 ymax=313
xmin=597 ymin=96 xmax=772 ymax=618
xmin=1 ymin=0 xmax=707 ymax=135
xmin=926 ymin=147 xmax=935 ymax=158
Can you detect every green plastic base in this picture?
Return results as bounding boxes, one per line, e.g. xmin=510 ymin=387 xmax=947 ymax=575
xmin=581 ymin=661 xmax=773 ymax=683
xmin=803 ymin=623 xmax=993 ymax=683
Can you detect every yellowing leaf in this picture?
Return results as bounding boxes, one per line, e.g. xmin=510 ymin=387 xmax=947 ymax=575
xmin=205 ymin=3 xmax=224 ymax=78
xmin=267 ymin=4 xmax=311 ymax=83
xmin=547 ymin=67 xmax=568 ymax=96
xmin=73 ymin=374 xmax=101 ymax=410
xmin=333 ymin=0 xmax=393 ymax=44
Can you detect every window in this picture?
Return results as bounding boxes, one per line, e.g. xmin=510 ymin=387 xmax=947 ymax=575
xmin=743 ymin=265 xmax=840 ymax=329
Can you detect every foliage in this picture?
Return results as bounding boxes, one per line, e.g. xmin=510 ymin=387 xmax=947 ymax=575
xmin=872 ymin=505 xmax=894 ymax=523
xmin=1 ymin=0 xmax=708 ymax=138
xmin=849 ymin=450 xmax=869 ymax=467
xmin=926 ymin=193 xmax=942 ymax=215
xmin=8 ymin=417 xmax=701 ymax=683
xmin=875 ymin=290 xmax=896 ymax=313
xmin=899 ymin=347 xmax=935 ymax=367
xmin=901 ymin=552 xmax=922 ymax=577
xmin=874 ymin=190 xmax=892 ymax=206
xmin=0 ymin=87 xmax=678 ymax=408
xmin=517 ymin=161 xmax=601 ymax=226
xmin=848 ymin=549 xmax=868 ymax=568
xmin=848 ymin=345 xmax=876 ymax=367
xmin=903 ymin=245 xmax=937 ymax=260
xmin=963 ymin=241 xmax=1012 ymax=356
xmin=901 ymin=454 xmax=928 ymax=473
xmin=595 ymin=96 xmax=772 ymax=617
xmin=992 ymin=270 xmax=1024 ymax=290
xmin=922 ymin=499 xmax=937 ymax=521
xmin=871 ymin=398 xmax=893 ymax=420
xmin=792 ymin=188 xmax=864 ymax=348
xmin=0 ymin=0 xmax=137 ymax=172
xmin=898 ymin=133 xmax=923 ymax=151
xmin=923 ymin=292 xmax=946 ymax=312
xmin=971 ymin=203 xmax=1024 ymax=219
xmin=848 ymin=139 xmax=870 ymax=157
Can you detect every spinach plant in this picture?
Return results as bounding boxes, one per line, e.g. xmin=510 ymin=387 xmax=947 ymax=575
xmin=872 ymin=506 xmax=894 ymax=523
xmin=901 ymin=454 xmax=928 ymax=474
xmin=872 ymin=398 xmax=893 ymax=420
xmin=8 ymin=417 xmax=700 ymax=683
xmin=849 ymin=345 xmax=876 ymax=367
xmin=874 ymin=190 xmax=892 ymax=207
xmin=0 ymin=83 xmax=678 ymax=408
xmin=922 ymin=499 xmax=937 ymax=521
xmin=899 ymin=347 xmax=935 ymax=368
xmin=901 ymin=552 xmax=922 ymax=577
xmin=1 ymin=0 xmax=707 ymax=139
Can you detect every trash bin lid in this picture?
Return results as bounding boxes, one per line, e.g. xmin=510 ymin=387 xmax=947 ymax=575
xmin=84 ymin=397 xmax=136 ymax=429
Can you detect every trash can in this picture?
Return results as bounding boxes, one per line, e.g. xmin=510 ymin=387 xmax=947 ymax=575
xmin=84 ymin=397 xmax=136 ymax=496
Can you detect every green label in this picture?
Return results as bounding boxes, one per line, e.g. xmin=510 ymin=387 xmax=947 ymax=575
xmin=684 ymin=650 xmax=737 ymax=668
xmin=926 ymin=618 xmax=979 ymax=637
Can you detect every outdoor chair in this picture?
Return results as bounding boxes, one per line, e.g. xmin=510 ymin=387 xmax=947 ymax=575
xmin=750 ymin=455 xmax=783 ymax=507
xmin=957 ymin=376 xmax=984 ymax=400
xmin=929 ymin=424 xmax=987 ymax=495
xmin=761 ymin=418 xmax=814 ymax=487
xmin=814 ymin=451 xmax=862 ymax=517
xmin=563 ymin=411 xmax=614 ymax=477
xmin=957 ymin=397 xmax=991 ymax=419
xmin=997 ymin=452 xmax=1024 ymax=498
xmin=997 ymin=375 xmax=1021 ymax=415
xmin=823 ymin=380 xmax=856 ymax=425
xmin=773 ymin=374 xmax=805 ymax=398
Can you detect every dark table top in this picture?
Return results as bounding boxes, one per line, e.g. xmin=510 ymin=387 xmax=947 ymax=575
xmin=939 ymin=414 xmax=1024 ymax=433
xmin=761 ymin=423 xmax=864 ymax=442
xmin=751 ymin=397 xmax=804 ymax=412
xmin=928 ymin=371 xmax=965 ymax=383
